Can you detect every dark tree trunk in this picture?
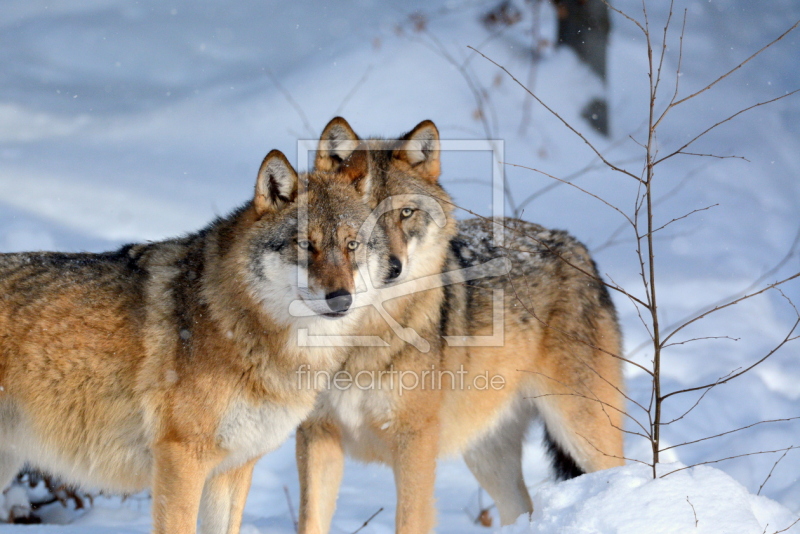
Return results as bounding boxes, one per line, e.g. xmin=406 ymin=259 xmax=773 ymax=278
xmin=553 ymin=0 xmax=611 ymax=135
xmin=553 ymin=0 xmax=611 ymax=80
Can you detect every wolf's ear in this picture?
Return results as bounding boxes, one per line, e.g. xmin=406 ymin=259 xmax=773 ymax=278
xmin=255 ymin=150 xmax=298 ymax=216
xmin=334 ymin=147 xmax=372 ymax=201
xmin=393 ymin=120 xmax=441 ymax=183
xmin=316 ymin=117 xmax=360 ymax=172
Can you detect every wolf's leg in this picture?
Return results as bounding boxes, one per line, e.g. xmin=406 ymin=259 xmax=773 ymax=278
xmin=463 ymin=411 xmax=533 ymax=526
xmin=296 ymin=419 xmax=344 ymax=534
xmin=152 ymin=442 xmax=215 ymax=534
xmin=0 ymin=450 xmax=22 ymax=494
xmin=392 ymin=424 xmax=439 ymax=534
xmin=199 ymin=457 xmax=258 ymax=534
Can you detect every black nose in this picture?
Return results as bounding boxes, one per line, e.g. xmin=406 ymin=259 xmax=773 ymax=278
xmin=388 ymin=256 xmax=403 ymax=280
xmin=325 ymin=289 xmax=353 ymax=313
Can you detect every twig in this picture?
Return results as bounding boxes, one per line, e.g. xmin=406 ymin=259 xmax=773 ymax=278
xmin=336 ymin=65 xmax=374 ymax=116
xmin=503 ymin=162 xmax=635 ymax=227
xmin=772 ymin=515 xmax=800 ymax=534
xmin=518 ymin=0 xmax=543 ymax=136
xmin=402 ymin=179 xmax=653 ymax=312
xmin=687 ymin=496 xmax=699 ymax=528
xmin=660 ymin=274 xmax=800 ymax=348
xmin=576 ymin=431 xmax=650 ymax=467
xmin=660 ymin=367 xmax=741 ymax=426
xmin=758 ymin=447 xmax=795 ymax=496
xmin=265 ymin=70 xmax=315 ymax=139
xmin=663 ymin=316 xmax=799 ymax=401
xmin=351 ymin=507 xmax=384 ymax=534
xmin=655 ymin=89 xmax=800 ymax=166
xmin=626 ymin=223 xmax=800 ymax=359
xmin=521 ymin=372 xmax=649 ymax=435
xmin=468 ymin=46 xmax=645 ymax=184
xmin=662 ymin=335 xmax=739 ymax=349
xmin=670 ymin=20 xmax=800 ymax=108
xmin=284 ymin=485 xmax=298 ymax=533
xmin=660 ymin=417 xmax=800 ymax=452
xmin=505 ymin=274 xmax=653 ymax=379
xmin=648 ymin=204 xmax=719 ymax=237
xmin=661 ymin=447 xmax=798 ymax=478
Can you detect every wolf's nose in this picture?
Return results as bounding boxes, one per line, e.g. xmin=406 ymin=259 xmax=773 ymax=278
xmin=325 ymin=289 xmax=353 ymax=313
xmin=388 ymin=256 xmax=403 ymax=280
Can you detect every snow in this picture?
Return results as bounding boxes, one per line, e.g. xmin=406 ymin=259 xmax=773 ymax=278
xmin=509 ymin=464 xmax=800 ymax=534
xmin=1 ymin=0 xmax=799 ymax=532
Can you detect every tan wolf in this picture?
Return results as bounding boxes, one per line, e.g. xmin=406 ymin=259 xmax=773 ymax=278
xmin=0 ymin=149 xmax=389 ymax=534
xmin=295 ymin=117 xmax=625 ymax=533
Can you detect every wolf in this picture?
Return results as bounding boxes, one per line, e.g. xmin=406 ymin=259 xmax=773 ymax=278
xmin=295 ymin=118 xmax=625 ymax=533
xmin=0 ymin=149 xmax=389 ymax=534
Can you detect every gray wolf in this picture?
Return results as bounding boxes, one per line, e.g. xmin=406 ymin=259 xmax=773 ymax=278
xmin=0 ymin=149 xmax=388 ymax=534
xmin=295 ymin=118 xmax=625 ymax=533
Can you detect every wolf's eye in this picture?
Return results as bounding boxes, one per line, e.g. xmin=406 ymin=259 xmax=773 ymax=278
xmin=400 ymin=208 xmax=415 ymax=219
xmin=298 ymin=240 xmax=311 ymax=250
xmin=347 ymin=240 xmax=360 ymax=251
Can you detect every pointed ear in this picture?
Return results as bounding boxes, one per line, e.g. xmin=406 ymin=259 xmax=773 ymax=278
xmin=254 ymin=150 xmax=298 ymax=216
xmin=316 ymin=117 xmax=360 ymax=172
xmin=339 ymin=148 xmax=372 ymax=200
xmin=393 ymin=120 xmax=441 ymax=182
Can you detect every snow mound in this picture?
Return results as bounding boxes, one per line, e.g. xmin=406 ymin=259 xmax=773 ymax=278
xmin=504 ymin=464 xmax=799 ymax=534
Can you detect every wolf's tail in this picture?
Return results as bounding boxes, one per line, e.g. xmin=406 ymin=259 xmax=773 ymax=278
xmin=543 ymin=425 xmax=585 ymax=480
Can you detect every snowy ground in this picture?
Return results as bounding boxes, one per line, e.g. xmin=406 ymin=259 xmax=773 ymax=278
xmin=1 ymin=0 xmax=799 ymax=532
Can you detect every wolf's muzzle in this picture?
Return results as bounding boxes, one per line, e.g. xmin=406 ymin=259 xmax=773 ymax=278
xmin=325 ymin=289 xmax=353 ymax=316
xmin=387 ymin=255 xmax=403 ymax=280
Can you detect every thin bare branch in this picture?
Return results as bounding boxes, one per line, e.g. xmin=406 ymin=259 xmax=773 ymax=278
xmin=661 ymin=447 xmax=798 ymax=478
xmin=593 ymin=162 xmax=708 ymax=253
xmin=504 ymin=162 xmax=635 ymax=227
xmin=661 ymin=274 xmax=800 ymax=347
xmin=670 ymin=20 xmax=800 ymax=108
xmin=653 ymin=0 xmax=675 ymax=99
xmin=772 ymin=515 xmax=800 ymax=534
xmin=520 ymin=368 xmax=649 ymax=434
xmin=411 ymin=184 xmax=654 ymax=310
xmin=335 ymin=65 xmax=374 ymax=116
xmin=661 ymin=368 xmax=740 ymax=426
xmin=758 ymin=447 xmax=795 ymax=496
xmin=469 ymin=46 xmax=645 ymax=184
xmin=663 ymin=335 xmax=740 ymax=349
xmin=673 ymin=151 xmax=750 ymax=162
xmin=662 ymin=316 xmax=800 ymax=401
xmin=649 ymin=204 xmax=719 ymax=236
xmin=525 ymin=392 xmax=649 ymax=439
xmin=653 ymin=8 xmax=687 ymax=130
xmin=655 ymin=89 xmax=800 ymax=166
xmin=577 ymin=430 xmax=651 ymax=467
xmin=284 ymin=485 xmax=298 ymax=533
xmin=602 ymin=0 xmax=645 ymax=34
xmin=687 ymin=496 xmax=699 ymax=528
xmin=660 ymin=417 xmax=800 ymax=452
xmin=506 ymin=276 xmax=655 ymax=380
xmin=265 ymin=70 xmax=315 ymax=139
xmin=516 ymin=154 xmax=642 ymax=213
xmin=518 ymin=0 xmax=544 ymax=136
xmin=606 ymin=273 xmax=653 ymax=341
xmin=627 ymin=223 xmax=800 ymax=359
xmin=351 ymin=508 xmax=385 ymax=534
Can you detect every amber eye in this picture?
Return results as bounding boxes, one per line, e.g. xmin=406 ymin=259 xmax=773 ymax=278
xmin=298 ymin=240 xmax=311 ymax=250
xmin=347 ymin=240 xmax=360 ymax=251
xmin=401 ymin=208 xmax=415 ymax=219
